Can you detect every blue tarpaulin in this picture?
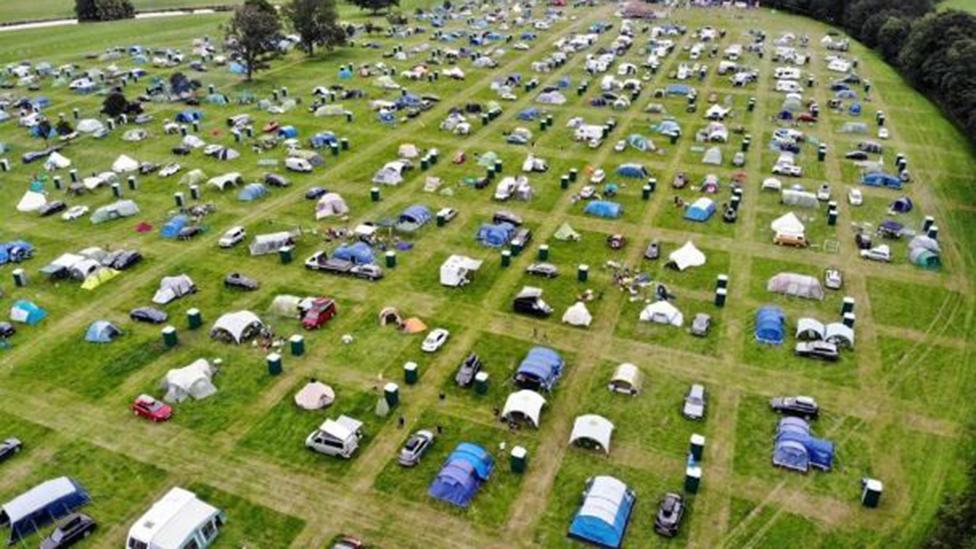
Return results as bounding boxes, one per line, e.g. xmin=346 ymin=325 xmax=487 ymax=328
xmin=755 ymin=306 xmax=785 ymax=344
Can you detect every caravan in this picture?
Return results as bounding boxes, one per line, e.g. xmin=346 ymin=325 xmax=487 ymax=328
xmin=126 ymin=487 xmax=225 ymax=549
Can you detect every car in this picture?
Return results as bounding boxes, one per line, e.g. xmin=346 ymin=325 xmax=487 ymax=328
xmin=844 ymin=150 xmax=869 ymax=160
xmin=39 ymin=513 xmax=96 ymax=549
xmin=654 ymin=493 xmax=685 ymax=537
xmin=218 ymin=226 xmax=246 ymax=248
xmin=398 ymin=429 xmax=435 ymax=467
xmin=606 ymin=234 xmax=626 ymax=249
xmin=690 ymin=313 xmax=711 ymax=337
xmin=39 ymin=200 xmax=67 ymax=217
xmin=526 ymin=262 xmax=559 ymax=278
xmin=771 ymin=163 xmax=802 ymax=177
xmin=225 ymin=272 xmax=259 ymax=291
xmin=493 ymin=210 xmax=523 ymax=226
xmin=824 ymin=268 xmax=842 ymax=290
xmin=0 ymin=322 xmax=16 ymax=339
xmin=264 ymin=173 xmax=290 ymax=187
xmin=437 ymin=207 xmax=458 ymax=223
xmin=614 ymin=140 xmax=626 ymax=152
xmin=422 ymin=328 xmax=450 ymax=352
xmin=350 ymin=264 xmax=384 ymax=281
xmin=590 ymin=169 xmax=606 ymax=183
xmin=455 ymin=353 xmax=483 ymax=387
xmin=682 ymin=383 xmax=706 ymax=420
xmin=644 ymin=240 xmax=660 ymax=260
xmin=860 ymin=245 xmax=892 ymax=263
xmin=795 ymin=340 xmax=840 ymax=361
xmin=878 ymin=127 xmax=890 ymax=140
xmin=61 ymin=205 xmax=89 ymax=221
xmin=129 ymin=306 xmax=168 ymax=324
xmin=130 ymin=394 xmax=173 ymax=422
xmin=732 ymin=151 xmax=746 ymax=167
xmin=0 ymin=438 xmax=22 ymax=462
xmin=177 ymin=226 xmax=203 ymax=240
xmin=770 ymin=395 xmax=820 ymax=419
xmin=159 ymin=163 xmax=182 ymax=177
xmin=305 ymin=186 xmax=328 ymax=200
xmin=302 ymin=298 xmax=337 ymax=329
xmin=816 ymin=183 xmax=831 ymax=201
xmin=848 ymin=188 xmax=863 ymax=206
xmin=511 ymin=227 xmax=533 ymax=248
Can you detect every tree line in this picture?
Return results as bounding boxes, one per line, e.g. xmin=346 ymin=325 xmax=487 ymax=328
xmin=764 ymin=0 xmax=976 ymax=144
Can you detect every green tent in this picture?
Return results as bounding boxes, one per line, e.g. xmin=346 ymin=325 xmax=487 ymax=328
xmin=554 ymin=222 xmax=581 ymax=242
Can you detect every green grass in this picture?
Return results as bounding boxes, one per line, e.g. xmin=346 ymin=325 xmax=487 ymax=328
xmin=940 ymin=0 xmax=976 ymax=14
xmin=189 ymin=482 xmax=305 ymax=548
xmin=866 ymin=277 xmax=967 ymax=338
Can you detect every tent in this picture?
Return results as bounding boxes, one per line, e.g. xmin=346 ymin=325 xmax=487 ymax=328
xmin=862 ymin=171 xmax=901 ymax=189
xmin=401 ymin=317 xmax=427 ymax=334
xmin=796 ymin=318 xmax=825 ymax=341
xmin=667 ymin=241 xmax=706 ymax=271
xmin=0 ymin=477 xmax=90 ymax=544
xmin=562 ymin=302 xmax=593 ymax=327
xmin=238 ymin=183 xmax=268 ymax=202
xmin=294 ymin=381 xmax=335 ymax=410
xmin=639 ymin=300 xmax=683 ymax=326
xmin=310 ymin=132 xmax=339 ymax=149
xmin=554 ymin=222 xmax=581 ymax=241
xmin=755 ymin=306 xmax=786 ymax=344
xmin=208 ymin=173 xmax=243 ymax=191
xmin=396 ymin=204 xmax=433 ymax=232
xmin=180 ymin=169 xmax=207 ymax=186
xmin=773 ymin=417 xmax=834 ymax=472
xmin=627 ymin=133 xmax=653 ymax=152
xmin=277 ymin=125 xmax=298 ymax=139
xmin=502 ymin=390 xmax=547 ymax=428
xmin=112 ymin=154 xmax=139 ymax=173
xmin=515 ymin=347 xmax=564 ymax=392
xmin=569 ymin=414 xmax=614 ymax=454
xmin=684 ymin=197 xmax=716 ymax=222
xmin=909 ymin=247 xmax=941 ymax=270
xmin=162 ymin=359 xmax=217 ymax=403
xmin=315 ymin=193 xmax=349 ymax=219
xmin=0 ymin=241 xmax=33 ymax=265
xmin=210 ymin=311 xmax=265 ymax=344
xmin=825 ymin=322 xmax=855 ymax=348
xmin=615 ymin=163 xmax=648 ymax=179
xmin=890 ymin=196 xmax=913 ymax=213
xmin=584 ymin=201 xmax=622 ymax=219
xmin=476 ymin=222 xmax=515 ymax=248
xmin=770 ymin=211 xmax=805 ymax=236
xmin=9 ymin=300 xmax=46 ymax=326
xmin=249 ymin=231 xmax=296 ymax=256
xmin=161 ymin=214 xmax=189 ymax=239
xmin=85 ymin=320 xmax=121 ymax=343
xmin=152 ymin=274 xmax=195 ymax=304
xmin=91 ymin=200 xmax=139 ymax=224
xmin=44 ymin=151 xmax=71 ymax=170
xmin=16 ymin=191 xmax=46 ymax=213
xmin=608 ymin=363 xmax=642 ymax=395
xmin=568 ymin=476 xmax=636 ymax=549
xmin=333 ymin=242 xmax=375 ymax=265
xmin=781 ymin=189 xmax=818 ymax=208
xmin=702 ymin=146 xmax=722 ymax=165
xmin=269 ymin=295 xmax=305 ymax=319
xmin=428 ymin=443 xmax=494 ymax=508
xmin=175 ymin=109 xmax=202 ymax=123
xmin=766 ymin=273 xmax=824 ymax=300
xmin=80 ymin=268 xmax=119 ymax=290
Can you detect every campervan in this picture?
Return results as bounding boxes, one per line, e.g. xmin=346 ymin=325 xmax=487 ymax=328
xmin=306 ymin=415 xmax=364 ymax=458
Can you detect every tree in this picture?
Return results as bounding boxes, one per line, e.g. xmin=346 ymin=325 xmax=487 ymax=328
xmin=75 ymin=0 xmax=99 ymax=20
xmin=283 ymin=0 xmax=346 ymax=56
xmin=101 ymin=92 xmax=128 ymax=117
xmin=877 ymin=16 xmax=910 ymax=63
xmin=348 ymin=0 xmax=399 ymax=16
xmin=94 ymin=0 xmax=134 ymax=20
xmin=225 ymin=2 xmax=282 ymax=81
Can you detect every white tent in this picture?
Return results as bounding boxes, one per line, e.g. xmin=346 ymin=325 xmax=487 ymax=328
xmin=294 ymin=381 xmax=335 ymax=410
xmin=639 ymin=300 xmax=684 ymax=326
xmin=269 ymin=295 xmax=304 ymax=319
xmin=398 ymin=144 xmax=419 ymax=158
xmin=668 ymin=241 xmax=706 ymax=271
xmin=440 ymin=255 xmax=483 ymax=287
xmin=112 ymin=154 xmax=139 ymax=173
xmin=562 ymin=301 xmax=593 ymax=327
xmin=796 ymin=317 xmax=825 ymax=340
xmin=825 ymin=322 xmax=855 ymax=348
xmin=182 ymin=134 xmax=206 ymax=149
xmin=76 ymin=118 xmax=105 ymax=134
xmin=16 ymin=190 xmax=47 ymax=212
xmin=569 ymin=414 xmax=615 ymax=454
xmin=210 ymin=311 xmax=265 ymax=343
xmin=767 ymin=272 xmax=824 ymax=300
xmin=162 ymin=359 xmax=217 ymax=403
xmin=608 ymin=363 xmax=642 ymax=395
xmin=152 ymin=275 xmax=195 ymax=305
xmin=502 ymin=390 xmax=547 ymax=428
xmin=781 ymin=189 xmax=819 ymax=208
xmin=315 ymin=193 xmax=349 ymax=220
xmin=44 ymin=151 xmax=71 ymax=170
xmin=207 ymin=172 xmax=243 ymax=191
xmin=770 ymin=211 xmax=805 ymax=236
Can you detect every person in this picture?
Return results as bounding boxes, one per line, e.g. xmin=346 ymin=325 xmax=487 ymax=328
xmin=398 ymin=415 xmax=405 ymax=429
xmin=436 ymin=424 xmax=443 ymax=435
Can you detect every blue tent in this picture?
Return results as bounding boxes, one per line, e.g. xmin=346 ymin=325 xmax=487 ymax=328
xmin=615 ymin=163 xmax=648 ymax=179
xmin=0 ymin=240 xmax=33 ymax=264
xmin=399 ymin=204 xmax=432 ymax=226
xmin=333 ymin=242 xmax=375 ymax=264
xmin=160 ymin=214 xmax=188 ymax=239
xmin=835 ymin=89 xmax=857 ymax=99
xmin=558 ymin=76 xmax=571 ymax=89
xmin=755 ymin=306 xmax=785 ymax=345
xmin=396 ymin=94 xmax=422 ymax=109
xmin=277 ymin=125 xmax=298 ymax=138
xmin=654 ymin=119 xmax=681 ymax=136
xmin=666 ymin=84 xmax=691 ymax=96
xmin=229 ymin=62 xmax=247 ymax=75
xmin=428 ymin=443 xmax=494 ymax=508
xmin=238 ymin=183 xmax=268 ymax=202
xmin=862 ymin=171 xmax=902 ymax=189
xmin=849 ymin=103 xmax=862 ymax=116
xmin=773 ymin=418 xmax=834 ymax=472
xmin=476 ymin=222 xmax=515 ymax=247
xmin=2 ymin=477 xmax=90 ymax=544
xmin=515 ymin=346 xmax=564 ymax=392
xmin=377 ymin=110 xmax=396 ymax=125
xmin=568 ymin=476 xmax=636 ymax=549
xmin=684 ymin=198 xmax=716 ymax=222
xmin=175 ymin=109 xmax=202 ymax=123
xmin=10 ymin=300 xmax=46 ymax=326
xmin=85 ymin=320 xmax=121 ymax=343
xmin=890 ymin=196 xmax=913 ymax=213
xmin=32 ymin=97 xmax=51 ymax=109
xmin=517 ymin=107 xmax=541 ymax=121
xmin=584 ymin=201 xmax=622 ymax=219
xmin=338 ymin=66 xmax=353 ymax=79
xmin=310 ymin=132 xmax=338 ymax=149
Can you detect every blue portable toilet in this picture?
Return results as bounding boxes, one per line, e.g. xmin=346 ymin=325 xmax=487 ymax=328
xmin=85 ymin=320 xmax=121 ymax=343
xmin=755 ymin=306 xmax=785 ymax=344
xmin=160 ymin=214 xmax=188 ymax=239
xmin=584 ymin=201 xmax=622 ymax=219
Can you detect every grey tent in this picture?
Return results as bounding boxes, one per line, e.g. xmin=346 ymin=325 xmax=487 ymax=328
xmin=781 ymin=189 xmax=819 ymax=208
xmin=767 ymin=273 xmax=824 ymax=300
xmin=702 ymin=146 xmax=722 ymax=165
xmin=90 ymin=200 xmax=139 ymax=224
xmin=553 ymin=222 xmax=581 ymax=241
xmin=162 ymin=359 xmax=217 ymax=403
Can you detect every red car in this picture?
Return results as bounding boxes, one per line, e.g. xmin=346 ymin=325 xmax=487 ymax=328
xmin=131 ymin=394 xmax=173 ymax=422
xmin=302 ymin=298 xmax=338 ymax=330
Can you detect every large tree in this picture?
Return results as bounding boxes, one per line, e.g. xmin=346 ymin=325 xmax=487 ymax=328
xmin=76 ymin=0 xmax=134 ymax=21
xmin=75 ymin=0 xmax=99 ymax=20
xmin=225 ymin=1 xmax=282 ymax=81
xmin=283 ymin=0 xmax=346 ymax=56
xmin=348 ymin=0 xmax=399 ymax=16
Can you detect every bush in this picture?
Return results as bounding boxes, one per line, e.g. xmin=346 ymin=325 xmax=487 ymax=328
xmin=77 ymin=0 xmax=134 ymax=21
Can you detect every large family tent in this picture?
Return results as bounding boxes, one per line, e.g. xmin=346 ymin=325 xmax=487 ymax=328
xmin=249 ymin=231 xmax=296 ymax=256
xmin=567 ymin=476 xmax=636 ymax=549
xmin=502 ymin=390 xmax=547 ymax=428
xmin=616 ymin=163 xmax=648 ymax=179
xmin=639 ymin=300 xmax=683 ymax=327
xmin=294 ymin=381 xmax=335 ymax=410
xmin=0 ymin=477 xmax=90 ymax=544
xmin=667 ymin=241 xmax=706 ymax=271
xmin=85 ymin=320 xmax=121 ymax=343
xmin=333 ymin=242 xmax=375 ymax=264
xmin=396 ymin=204 xmax=433 ymax=232
xmin=755 ymin=306 xmax=786 ymax=344
xmin=91 ymin=200 xmax=139 ymax=224
xmin=153 ymin=275 xmax=195 ymax=304
xmin=210 ymin=311 xmax=265 ymax=343
xmin=781 ymin=189 xmax=818 ymax=209
xmin=476 ymin=222 xmax=515 ymax=248
xmin=569 ymin=414 xmax=615 ymax=454
xmin=514 ymin=346 xmax=565 ymax=392
xmin=608 ymin=363 xmax=642 ymax=395
xmin=237 ymin=183 xmax=268 ymax=202
xmin=81 ymin=267 xmax=120 ymax=291
xmin=428 ymin=443 xmax=494 ymax=508
xmin=766 ymin=272 xmax=824 ymax=300
xmin=584 ymin=200 xmax=622 ymax=219
xmin=562 ymin=301 xmax=593 ymax=327
xmin=909 ymin=235 xmax=941 ymax=270
xmin=162 ymin=359 xmax=217 ymax=403
xmin=9 ymin=300 xmax=47 ymax=325
xmin=772 ymin=417 xmax=835 ymax=473
xmin=315 ymin=193 xmax=349 ymax=219
xmin=861 ymin=171 xmax=901 ymax=189
xmin=684 ymin=197 xmax=716 ymax=222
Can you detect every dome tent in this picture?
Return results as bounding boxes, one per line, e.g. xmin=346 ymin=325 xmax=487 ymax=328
xmin=569 ymin=414 xmax=614 ymax=454
xmin=755 ymin=306 xmax=786 ymax=345
xmin=161 ymin=358 xmax=217 ymax=403
xmin=294 ymin=381 xmax=335 ymax=410
xmin=85 ymin=320 xmax=121 ymax=343
xmin=639 ymin=300 xmax=683 ymax=327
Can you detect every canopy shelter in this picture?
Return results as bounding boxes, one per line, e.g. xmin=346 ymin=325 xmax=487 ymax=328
xmin=568 ymin=476 xmax=636 ymax=549
xmin=667 ymin=241 xmax=706 ymax=271
xmin=608 ymin=363 xmax=642 ymax=395
xmin=569 ymin=414 xmax=615 ymax=454
xmin=766 ymin=272 xmax=824 ymax=300
xmin=210 ymin=311 xmax=265 ymax=344
xmin=639 ymin=300 xmax=683 ymax=327
xmin=85 ymin=320 xmax=121 ymax=343
xmin=162 ymin=358 xmax=217 ymax=403
xmin=502 ymin=390 xmax=547 ymax=428
xmin=294 ymin=381 xmax=335 ymax=410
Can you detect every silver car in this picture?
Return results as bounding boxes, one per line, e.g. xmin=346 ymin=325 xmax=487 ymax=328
xmin=398 ymin=430 xmax=435 ymax=467
xmin=682 ymin=384 xmax=706 ymax=420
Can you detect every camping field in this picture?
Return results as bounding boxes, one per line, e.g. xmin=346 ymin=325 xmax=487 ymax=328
xmin=0 ymin=2 xmax=973 ymax=548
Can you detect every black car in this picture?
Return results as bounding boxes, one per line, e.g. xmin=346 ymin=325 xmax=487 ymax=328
xmin=455 ymin=353 xmax=482 ymax=387
xmin=770 ymin=396 xmax=820 ymax=419
xmin=493 ymin=210 xmax=523 ymax=226
xmin=109 ymin=250 xmax=142 ymax=271
xmin=39 ymin=201 xmax=67 ymax=217
xmin=305 ymin=186 xmax=328 ymax=200
xmin=0 ymin=438 xmax=22 ymax=462
xmin=264 ymin=173 xmax=290 ymax=187
xmin=225 ymin=272 xmax=260 ymax=291
xmin=177 ymin=226 xmax=203 ymax=240
xmin=130 ymin=306 xmax=168 ymax=324
xmin=794 ymin=341 xmax=840 ymax=362
xmin=654 ymin=492 xmax=685 ymax=537
xmin=171 ymin=146 xmax=191 ymax=156
xmin=845 ymin=150 xmax=869 ymax=160
xmin=0 ymin=322 xmax=16 ymax=338
xmin=22 ymin=146 xmax=59 ymax=164
xmin=39 ymin=513 xmax=96 ymax=549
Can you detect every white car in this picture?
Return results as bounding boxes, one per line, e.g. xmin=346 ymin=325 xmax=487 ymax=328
xmin=614 ymin=140 xmax=626 ymax=152
xmin=772 ymin=163 xmax=802 ymax=177
xmin=61 ymin=205 xmax=89 ymax=221
xmin=847 ymin=188 xmax=863 ymax=206
xmin=816 ymin=183 xmax=831 ymax=201
xmin=860 ymin=245 xmax=892 ymax=263
xmin=421 ymin=328 xmax=450 ymax=352
xmin=590 ymin=169 xmax=606 ymax=183
xmin=878 ymin=127 xmax=890 ymax=140
xmin=218 ymin=226 xmax=246 ymax=248
xmin=824 ymin=268 xmax=842 ymax=290
xmin=285 ymin=157 xmax=313 ymax=172
xmin=159 ymin=163 xmax=182 ymax=177
xmin=436 ymin=207 xmax=458 ymax=223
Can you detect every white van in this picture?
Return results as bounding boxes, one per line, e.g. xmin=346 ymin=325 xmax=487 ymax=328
xmin=306 ymin=415 xmax=364 ymax=458
xmin=218 ymin=226 xmax=246 ymax=248
xmin=775 ymin=79 xmax=802 ymax=93
xmin=285 ymin=157 xmax=313 ymax=172
xmin=774 ymin=67 xmax=801 ymax=80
